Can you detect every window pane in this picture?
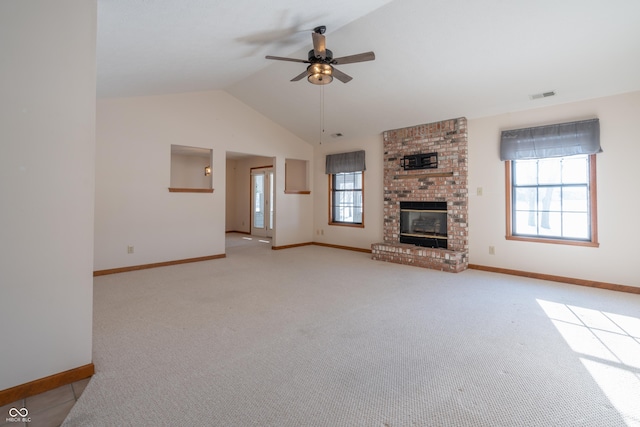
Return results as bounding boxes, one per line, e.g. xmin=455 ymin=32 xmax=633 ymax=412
xmin=253 ymin=174 xmax=264 ymax=229
xmin=334 ymin=204 xmax=358 ymax=223
xmin=345 ymin=172 xmax=356 ymax=189
xmin=354 ymin=192 xmax=362 ymax=207
xmin=563 ymin=212 xmax=589 ymax=239
xmin=336 ymin=191 xmax=360 ymax=208
xmin=352 ymin=207 xmax=362 ymax=223
xmin=537 ymin=187 xmax=561 ymax=212
xmin=514 ymin=187 xmax=537 ymax=211
xmin=562 ymin=155 xmax=588 ymax=184
xmin=332 ymin=206 xmax=341 ymax=221
xmin=538 ymin=158 xmax=562 ymax=184
xmin=562 ymin=187 xmax=588 ymax=212
xmin=538 ymin=211 xmax=562 ymax=236
xmin=514 ymin=210 xmax=538 ymax=235
xmin=340 ymin=173 xmax=348 ymax=189
xmin=514 ymin=160 xmax=537 ymax=185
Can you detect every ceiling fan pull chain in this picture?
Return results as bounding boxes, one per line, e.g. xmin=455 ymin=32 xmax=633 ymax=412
xmin=319 ymin=85 xmax=325 ymax=145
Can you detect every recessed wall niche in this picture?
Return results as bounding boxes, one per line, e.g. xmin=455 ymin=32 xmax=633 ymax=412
xmin=169 ymin=144 xmax=214 ymax=193
xmin=284 ymin=158 xmax=310 ymax=194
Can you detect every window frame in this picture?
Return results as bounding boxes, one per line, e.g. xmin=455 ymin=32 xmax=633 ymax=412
xmin=328 ymin=171 xmax=365 ymax=228
xmin=505 ymin=154 xmax=598 ymax=247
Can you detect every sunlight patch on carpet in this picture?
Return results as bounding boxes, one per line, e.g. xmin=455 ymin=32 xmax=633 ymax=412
xmin=537 ymin=299 xmax=640 ymax=426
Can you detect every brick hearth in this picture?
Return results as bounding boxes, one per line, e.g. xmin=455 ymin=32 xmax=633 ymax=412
xmin=371 ymin=117 xmax=468 ymax=272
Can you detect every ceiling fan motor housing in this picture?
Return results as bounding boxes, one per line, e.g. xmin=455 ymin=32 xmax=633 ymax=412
xmin=308 ymin=49 xmax=333 ymax=62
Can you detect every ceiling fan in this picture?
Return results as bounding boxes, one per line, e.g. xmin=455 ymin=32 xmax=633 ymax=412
xmin=265 ymin=26 xmax=375 ymax=85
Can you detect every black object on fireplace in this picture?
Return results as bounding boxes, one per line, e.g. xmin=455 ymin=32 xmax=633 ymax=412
xmin=401 ymin=152 xmax=438 ymax=170
xmin=400 ymin=201 xmax=447 ymax=249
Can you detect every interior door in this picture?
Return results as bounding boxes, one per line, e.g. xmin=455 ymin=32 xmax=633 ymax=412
xmin=251 ymin=168 xmax=274 ymax=237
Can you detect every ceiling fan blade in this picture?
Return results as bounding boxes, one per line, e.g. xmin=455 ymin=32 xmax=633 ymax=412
xmin=265 ymin=55 xmax=309 ymax=64
xmin=332 ymin=51 xmax=375 ymax=65
xmin=331 ymin=67 xmax=353 ymax=84
xmin=312 ymin=32 xmax=326 ymax=59
xmin=290 ymin=70 xmax=308 ymax=82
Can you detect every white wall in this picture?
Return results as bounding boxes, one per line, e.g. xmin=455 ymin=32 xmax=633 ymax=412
xmin=468 ymin=91 xmax=640 ymax=287
xmin=313 ymin=136 xmax=385 ymax=250
xmin=0 ymin=0 xmax=96 ymax=390
xmin=95 ymin=91 xmax=313 ymax=271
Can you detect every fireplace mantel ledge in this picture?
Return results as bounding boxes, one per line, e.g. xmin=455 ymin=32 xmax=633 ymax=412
xmin=393 ymin=172 xmax=454 ymax=179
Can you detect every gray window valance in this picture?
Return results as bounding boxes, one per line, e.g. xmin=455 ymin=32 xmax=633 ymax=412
xmin=325 ymin=150 xmax=366 ymax=174
xmin=500 ymin=118 xmax=601 ymax=161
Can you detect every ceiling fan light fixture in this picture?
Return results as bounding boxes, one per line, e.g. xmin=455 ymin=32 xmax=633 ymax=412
xmin=307 ymin=63 xmax=333 ymax=85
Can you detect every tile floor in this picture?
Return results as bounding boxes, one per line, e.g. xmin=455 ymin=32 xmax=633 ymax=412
xmin=1 ymin=378 xmax=90 ymax=427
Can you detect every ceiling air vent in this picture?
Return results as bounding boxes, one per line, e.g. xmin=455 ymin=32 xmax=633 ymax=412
xmin=529 ymin=90 xmax=556 ymax=100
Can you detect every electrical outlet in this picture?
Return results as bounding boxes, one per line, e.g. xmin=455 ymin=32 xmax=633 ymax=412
xmin=489 ymin=246 xmax=495 ymax=255
xmin=477 ymin=187 xmax=483 ymax=196
xmin=127 ymin=245 xmax=134 ymax=254
xmin=321 ymin=229 xmax=324 ymax=235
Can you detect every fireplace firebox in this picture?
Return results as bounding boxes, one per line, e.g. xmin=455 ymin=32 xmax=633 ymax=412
xmin=400 ymin=201 xmax=447 ymax=249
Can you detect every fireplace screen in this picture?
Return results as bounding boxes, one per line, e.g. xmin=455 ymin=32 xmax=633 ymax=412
xmin=400 ymin=201 xmax=447 ymax=248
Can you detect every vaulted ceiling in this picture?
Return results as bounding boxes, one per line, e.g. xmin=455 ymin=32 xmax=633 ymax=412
xmin=97 ymin=0 xmax=640 ymax=144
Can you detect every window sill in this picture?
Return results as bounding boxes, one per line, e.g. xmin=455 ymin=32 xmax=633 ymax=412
xmin=394 ymin=172 xmax=453 ymax=179
xmin=329 ymin=222 xmax=364 ymax=228
xmin=506 ymin=235 xmax=599 ymax=248
xmin=168 ymin=188 xmax=214 ymax=193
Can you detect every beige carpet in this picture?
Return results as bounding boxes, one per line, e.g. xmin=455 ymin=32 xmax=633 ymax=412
xmin=63 ymin=234 xmax=640 ymax=426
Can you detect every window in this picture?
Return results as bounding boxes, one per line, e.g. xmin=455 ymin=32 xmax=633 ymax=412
xmin=329 ymin=171 xmax=364 ymax=226
xmin=325 ymin=150 xmax=366 ymax=227
xmin=506 ymin=154 xmax=598 ymax=246
xmin=501 ymin=118 xmax=601 ymax=246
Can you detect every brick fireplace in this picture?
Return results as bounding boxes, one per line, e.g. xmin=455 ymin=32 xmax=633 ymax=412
xmin=371 ymin=117 xmax=468 ymax=272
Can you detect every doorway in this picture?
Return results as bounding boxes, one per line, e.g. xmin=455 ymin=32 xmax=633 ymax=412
xmin=251 ymin=167 xmax=274 ymax=238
